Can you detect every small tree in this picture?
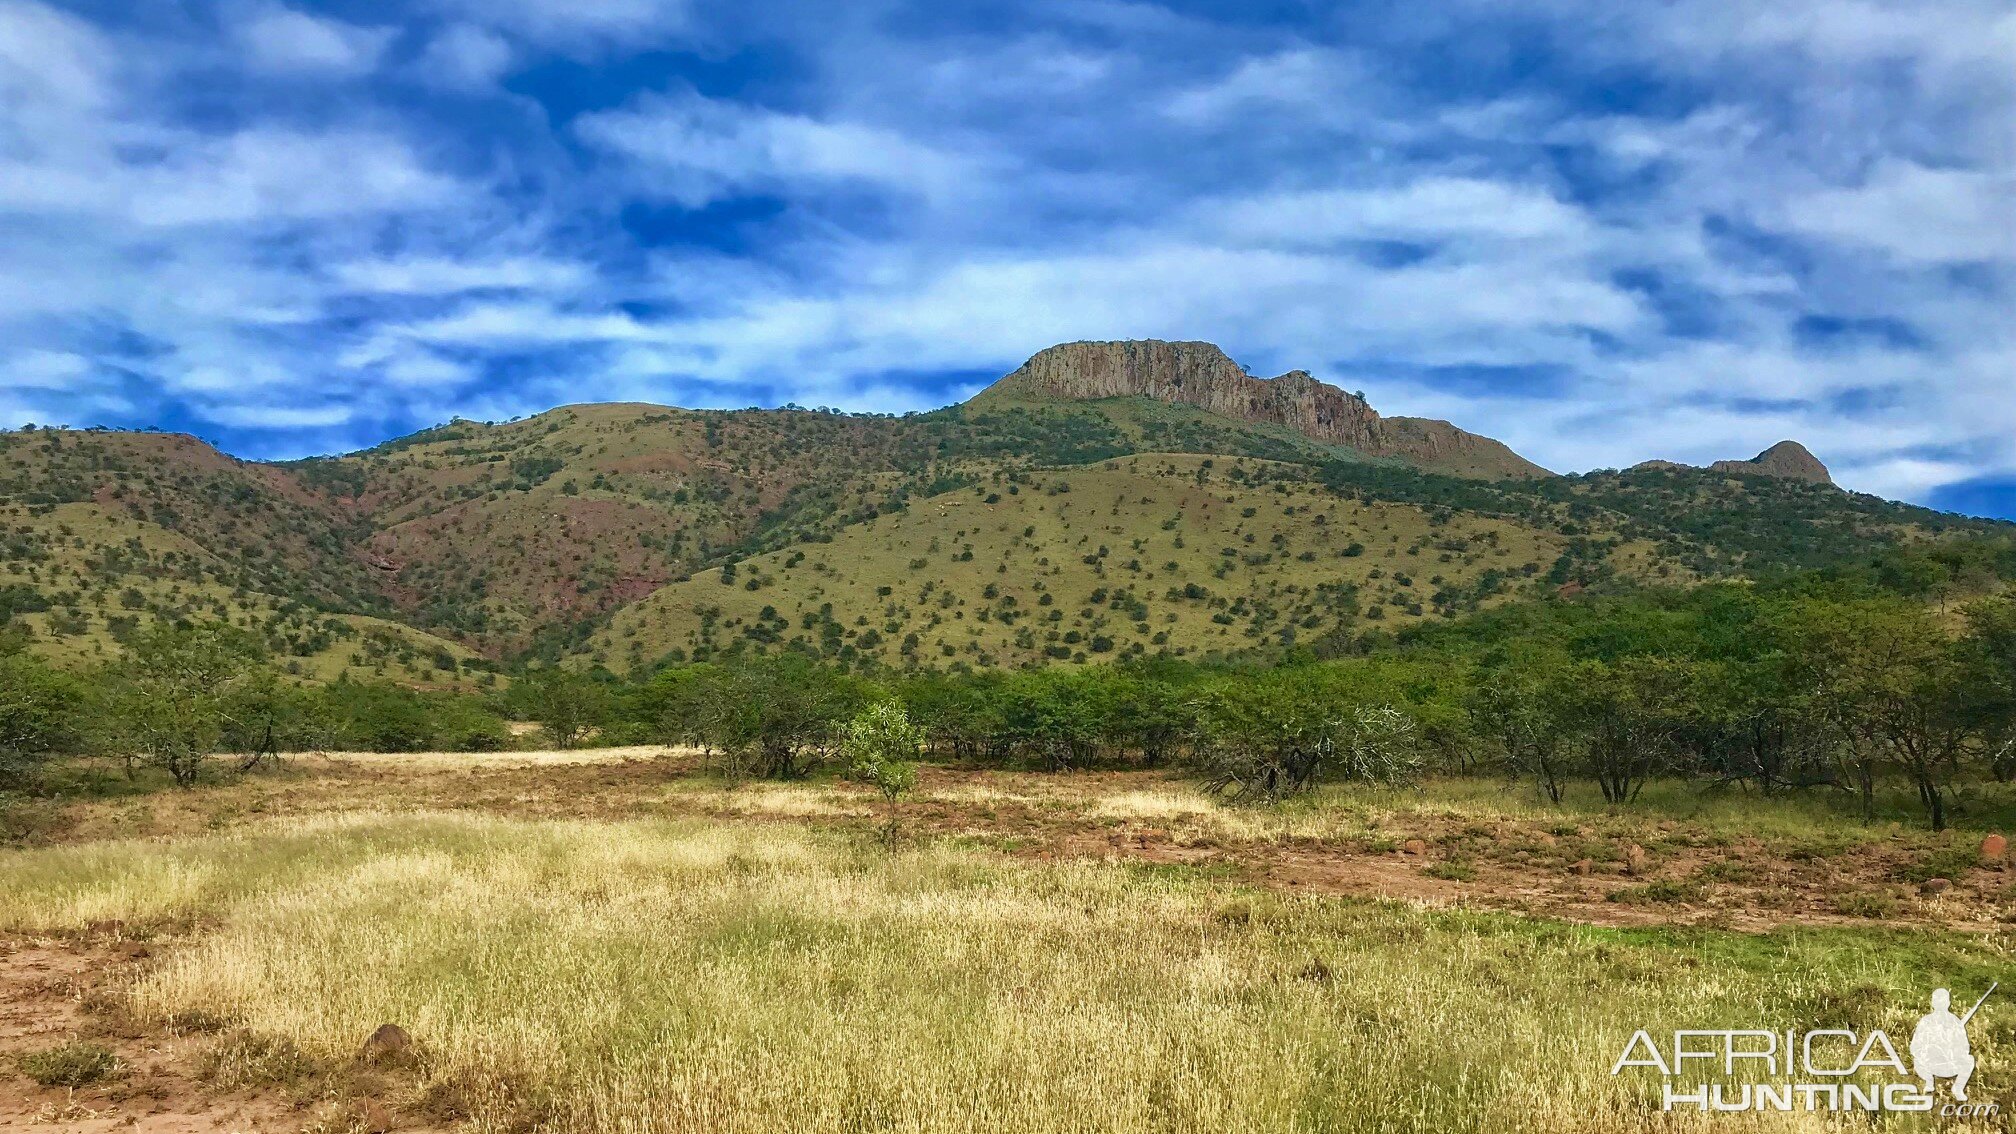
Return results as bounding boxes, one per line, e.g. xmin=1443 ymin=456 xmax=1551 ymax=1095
xmin=840 ymin=701 xmax=923 ymax=801
xmin=105 ymin=623 xmax=256 ymax=787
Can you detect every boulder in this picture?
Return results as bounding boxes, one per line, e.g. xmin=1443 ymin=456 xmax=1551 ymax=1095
xmin=1982 ymin=834 xmax=2007 ymax=862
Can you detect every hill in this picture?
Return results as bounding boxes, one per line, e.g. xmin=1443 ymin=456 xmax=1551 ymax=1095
xmin=3 ymin=339 xmax=2008 ymax=675
xmin=0 ymin=429 xmax=486 ymax=686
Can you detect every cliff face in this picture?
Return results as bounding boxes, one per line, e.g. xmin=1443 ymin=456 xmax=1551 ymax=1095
xmin=975 ymin=340 xmax=1552 ymax=479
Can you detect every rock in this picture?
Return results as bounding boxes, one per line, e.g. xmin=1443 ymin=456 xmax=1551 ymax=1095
xmin=1624 ymin=845 xmax=1649 ymax=876
xmin=971 ymin=340 xmax=1552 ymax=478
xmin=359 ymin=1023 xmax=413 ymax=1063
xmin=1401 ymin=839 xmax=1428 ymax=856
xmin=1983 ymin=834 xmax=2007 ymax=862
xmin=1921 ymin=878 xmax=1953 ymax=895
xmin=1709 ymin=441 xmax=1833 ymax=485
xmin=1570 ymin=858 xmax=1594 ymax=876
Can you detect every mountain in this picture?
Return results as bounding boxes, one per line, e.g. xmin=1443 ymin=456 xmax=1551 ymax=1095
xmin=2 ymin=340 xmax=2005 ymax=674
xmin=1634 ymin=440 xmax=1834 ymax=486
xmin=972 ymin=340 xmax=1552 ymax=479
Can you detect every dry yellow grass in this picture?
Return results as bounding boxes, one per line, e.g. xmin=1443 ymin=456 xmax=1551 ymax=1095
xmin=3 ymin=811 xmax=2010 ymax=1132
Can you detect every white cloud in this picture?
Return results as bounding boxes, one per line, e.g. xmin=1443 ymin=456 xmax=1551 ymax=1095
xmin=577 ymin=89 xmax=982 ymax=207
xmin=331 ymin=254 xmax=590 ymax=295
xmin=416 ymin=23 xmax=514 ymax=87
xmin=234 ymin=4 xmax=392 ymax=76
xmin=1780 ymin=161 xmax=2016 ymax=264
xmin=429 ymin=0 xmax=688 ymax=50
xmin=0 ymin=349 xmax=91 ymax=389
xmin=198 ymin=401 xmax=356 ymax=429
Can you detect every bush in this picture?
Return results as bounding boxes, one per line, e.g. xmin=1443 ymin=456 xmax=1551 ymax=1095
xmin=840 ymin=702 xmax=923 ymax=801
xmin=19 ymin=1041 xmax=120 ymax=1087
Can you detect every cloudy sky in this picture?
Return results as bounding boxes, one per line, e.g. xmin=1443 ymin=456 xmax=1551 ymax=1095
xmin=1 ymin=1 xmax=2011 ymax=515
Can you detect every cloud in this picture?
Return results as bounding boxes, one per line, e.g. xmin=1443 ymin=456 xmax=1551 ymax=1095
xmin=0 ymin=349 xmax=91 ymax=389
xmin=416 ymin=23 xmax=514 ymax=87
xmin=234 ymin=4 xmax=393 ymax=76
xmin=428 ymin=0 xmax=688 ymax=50
xmin=1779 ymin=161 xmax=2016 ymax=264
xmin=0 ymin=0 xmax=2008 ymax=514
xmin=331 ymin=255 xmax=591 ymax=295
xmin=576 ymin=89 xmax=982 ymax=207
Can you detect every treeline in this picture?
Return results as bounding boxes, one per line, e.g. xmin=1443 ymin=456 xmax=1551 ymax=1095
xmin=5 ymin=543 xmax=2013 ymax=830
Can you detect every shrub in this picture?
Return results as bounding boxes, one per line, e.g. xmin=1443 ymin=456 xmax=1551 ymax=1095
xmin=841 ymin=702 xmax=924 ymax=801
xmin=20 ymin=1041 xmax=120 ymax=1087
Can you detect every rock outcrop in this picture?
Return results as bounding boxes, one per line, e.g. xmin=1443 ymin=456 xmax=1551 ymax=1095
xmin=1632 ymin=440 xmax=1833 ymax=486
xmin=1710 ymin=441 xmax=1832 ymax=485
xmin=973 ymin=340 xmax=1551 ymax=479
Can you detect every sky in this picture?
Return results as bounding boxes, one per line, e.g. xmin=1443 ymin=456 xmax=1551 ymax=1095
xmin=0 ymin=1 xmax=2012 ymax=517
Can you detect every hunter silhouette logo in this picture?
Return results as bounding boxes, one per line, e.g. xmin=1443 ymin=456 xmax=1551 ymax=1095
xmin=1912 ymin=984 xmax=1993 ymax=1102
xmin=1612 ymin=983 xmax=2001 ymax=1117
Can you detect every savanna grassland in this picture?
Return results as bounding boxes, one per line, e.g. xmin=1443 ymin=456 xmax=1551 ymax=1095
xmin=5 ymin=751 xmax=2016 ymax=1134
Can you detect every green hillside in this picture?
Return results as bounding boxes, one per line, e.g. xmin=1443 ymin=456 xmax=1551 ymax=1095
xmin=588 ymin=453 xmax=1684 ymax=671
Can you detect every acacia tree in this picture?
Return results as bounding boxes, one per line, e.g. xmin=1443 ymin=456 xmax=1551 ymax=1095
xmin=515 ymin=667 xmax=614 ymax=749
xmin=839 ymin=700 xmax=923 ymax=800
xmin=106 ymin=623 xmax=256 ymax=787
xmin=1801 ymin=603 xmax=1983 ymax=830
xmin=652 ymin=655 xmax=869 ymax=779
xmin=1468 ymin=646 xmax=1572 ymax=803
xmin=1962 ymin=598 xmax=2016 ymax=781
xmin=1191 ymin=669 xmax=1421 ymax=802
xmin=1551 ymin=656 xmax=1698 ymax=805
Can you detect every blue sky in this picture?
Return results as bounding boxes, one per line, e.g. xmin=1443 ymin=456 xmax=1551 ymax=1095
xmin=1 ymin=1 xmax=2012 ymax=517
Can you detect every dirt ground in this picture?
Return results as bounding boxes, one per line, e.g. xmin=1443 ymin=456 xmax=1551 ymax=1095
xmin=21 ymin=749 xmax=2016 ymax=933
xmin=6 ymin=749 xmax=2015 ymax=1130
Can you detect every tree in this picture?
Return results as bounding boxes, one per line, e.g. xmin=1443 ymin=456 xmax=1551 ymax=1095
xmin=514 ymin=668 xmax=614 ymax=749
xmin=650 ymin=655 xmax=869 ymax=779
xmin=1550 ymin=656 xmax=1697 ymax=805
xmin=105 ymin=622 xmax=257 ymax=787
xmin=839 ymin=701 xmax=923 ymax=800
xmin=0 ymin=653 xmax=81 ymax=787
xmin=1468 ymin=646 xmax=1572 ymax=803
xmin=1191 ymin=668 xmax=1422 ymax=802
xmin=1961 ymin=597 xmax=2016 ymax=781
xmin=1800 ymin=603 xmax=1984 ymax=830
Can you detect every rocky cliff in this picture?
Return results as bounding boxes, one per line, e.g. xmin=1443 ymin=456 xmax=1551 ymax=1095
xmin=972 ymin=340 xmax=1552 ymax=479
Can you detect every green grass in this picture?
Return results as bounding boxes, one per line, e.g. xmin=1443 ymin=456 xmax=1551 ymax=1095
xmin=18 ymin=1041 xmax=121 ymax=1087
xmin=4 ymin=812 xmax=2013 ymax=1131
